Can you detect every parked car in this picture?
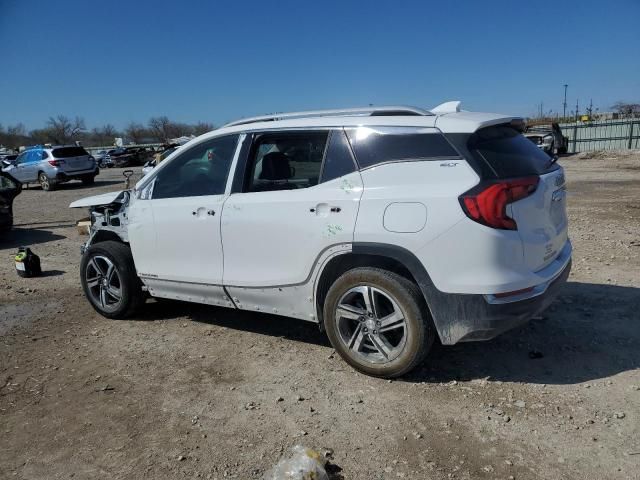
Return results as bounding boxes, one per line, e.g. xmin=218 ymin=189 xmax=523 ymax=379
xmin=2 ymin=145 xmax=98 ymax=191
xmin=93 ymin=150 xmax=114 ymax=168
xmin=108 ymin=147 xmax=153 ymax=167
xmin=0 ymin=153 xmax=19 ymax=165
xmin=0 ymin=171 xmax=21 ymax=231
xmin=524 ymin=123 xmax=568 ymax=155
xmin=70 ymin=103 xmax=571 ymax=378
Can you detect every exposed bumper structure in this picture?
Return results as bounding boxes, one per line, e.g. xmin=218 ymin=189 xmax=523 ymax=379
xmin=453 ymin=259 xmax=571 ymax=343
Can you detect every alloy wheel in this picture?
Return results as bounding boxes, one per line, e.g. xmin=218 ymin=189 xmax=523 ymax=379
xmin=335 ymin=285 xmax=407 ymax=364
xmin=84 ymin=255 xmax=123 ymax=313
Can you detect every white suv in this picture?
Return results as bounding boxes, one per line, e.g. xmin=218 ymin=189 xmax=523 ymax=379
xmin=70 ymin=103 xmax=571 ymax=378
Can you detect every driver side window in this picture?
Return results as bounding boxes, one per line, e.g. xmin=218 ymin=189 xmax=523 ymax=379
xmin=152 ymin=135 xmax=239 ymax=199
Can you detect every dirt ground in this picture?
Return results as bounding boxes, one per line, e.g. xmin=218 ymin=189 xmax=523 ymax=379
xmin=1 ymin=152 xmax=639 ymax=480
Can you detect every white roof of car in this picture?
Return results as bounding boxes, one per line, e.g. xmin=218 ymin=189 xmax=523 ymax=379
xmin=207 ymin=102 xmax=518 ymax=140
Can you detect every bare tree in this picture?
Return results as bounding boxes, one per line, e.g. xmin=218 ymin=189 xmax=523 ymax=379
xmin=7 ymin=123 xmax=26 ymax=137
xmin=193 ymin=121 xmax=215 ymax=136
xmin=46 ymin=115 xmax=86 ymax=143
xmin=90 ymin=124 xmax=119 ymax=146
xmin=148 ymin=116 xmax=173 ymax=143
xmin=611 ymin=102 xmax=640 ymax=116
xmin=123 ymin=122 xmax=145 ymax=144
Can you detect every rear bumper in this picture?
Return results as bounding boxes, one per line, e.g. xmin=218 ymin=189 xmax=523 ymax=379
xmin=55 ymin=168 xmax=99 ymax=181
xmin=432 ymin=259 xmax=571 ymax=344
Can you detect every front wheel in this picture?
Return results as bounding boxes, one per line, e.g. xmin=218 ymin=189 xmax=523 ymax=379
xmin=80 ymin=241 xmax=144 ymax=319
xmin=324 ymin=267 xmax=434 ymax=378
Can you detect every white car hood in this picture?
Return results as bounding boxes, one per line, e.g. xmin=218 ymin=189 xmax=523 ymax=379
xmin=69 ymin=190 xmax=126 ymax=208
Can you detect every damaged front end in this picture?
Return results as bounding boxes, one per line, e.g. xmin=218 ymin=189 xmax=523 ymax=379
xmin=69 ymin=190 xmax=130 ymax=253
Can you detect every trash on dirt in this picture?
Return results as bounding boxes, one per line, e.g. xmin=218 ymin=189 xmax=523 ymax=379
xmin=76 ymin=217 xmax=91 ymax=235
xmin=264 ymin=445 xmax=329 ymax=480
xmin=14 ymin=247 xmax=42 ymax=278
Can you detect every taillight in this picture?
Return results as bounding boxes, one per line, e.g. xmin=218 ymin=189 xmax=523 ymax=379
xmin=459 ymin=176 xmax=539 ymax=230
xmin=48 ymin=159 xmax=65 ymax=167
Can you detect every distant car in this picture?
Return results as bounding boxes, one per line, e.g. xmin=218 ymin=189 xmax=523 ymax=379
xmin=0 ymin=171 xmax=21 ymax=231
xmin=93 ymin=150 xmax=114 ymax=168
xmin=109 ymin=147 xmax=153 ymax=168
xmin=524 ymin=123 xmax=568 ymax=155
xmin=1 ymin=145 xmax=98 ymax=191
xmin=0 ymin=154 xmax=19 ymax=165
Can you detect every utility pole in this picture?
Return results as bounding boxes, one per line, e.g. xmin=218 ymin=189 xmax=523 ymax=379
xmin=575 ymin=98 xmax=579 ymax=121
xmin=563 ymin=84 xmax=568 ymax=119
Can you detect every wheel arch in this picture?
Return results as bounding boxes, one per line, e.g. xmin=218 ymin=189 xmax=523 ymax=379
xmin=90 ymin=229 xmax=127 ymax=246
xmin=315 ymin=243 xmax=437 ymax=332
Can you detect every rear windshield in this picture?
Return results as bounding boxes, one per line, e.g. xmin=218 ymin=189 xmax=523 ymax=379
xmin=469 ymin=126 xmax=555 ymax=177
xmin=52 ymin=147 xmax=89 ymax=158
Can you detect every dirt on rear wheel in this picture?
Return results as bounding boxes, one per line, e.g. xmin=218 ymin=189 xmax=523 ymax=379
xmin=324 ymin=267 xmax=434 ymax=378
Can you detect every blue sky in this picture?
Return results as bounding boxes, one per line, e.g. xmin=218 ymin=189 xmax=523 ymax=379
xmin=1 ymin=0 xmax=638 ymax=130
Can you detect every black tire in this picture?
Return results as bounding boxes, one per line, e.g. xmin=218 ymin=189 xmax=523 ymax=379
xmin=324 ymin=267 xmax=434 ymax=378
xmin=80 ymin=241 xmax=144 ymax=319
xmin=38 ymin=172 xmax=56 ymax=191
xmin=81 ymin=175 xmax=96 ymax=185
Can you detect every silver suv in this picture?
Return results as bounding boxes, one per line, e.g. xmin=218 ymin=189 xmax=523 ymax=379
xmin=2 ymin=145 xmax=98 ymax=191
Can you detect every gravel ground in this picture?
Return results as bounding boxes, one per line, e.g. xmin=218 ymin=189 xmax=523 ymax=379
xmin=1 ymin=153 xmax=639 ymax=480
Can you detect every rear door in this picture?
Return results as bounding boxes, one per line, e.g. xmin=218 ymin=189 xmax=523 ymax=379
xmin=221 ymin=129 xmax=363 ymax=287
xmin=52 ymin=147 xmax=93 ymax=172
xmin=469 ymin=125 xmax=569 ymax=271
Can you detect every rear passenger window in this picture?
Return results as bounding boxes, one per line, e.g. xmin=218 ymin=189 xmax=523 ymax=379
xmin=320 ymin=130 xmax=356 ymax=183
xmin=244 ymin=132 xmax=328 ymax=192
xmin=346 ymin=126 xmax=459 ymax=169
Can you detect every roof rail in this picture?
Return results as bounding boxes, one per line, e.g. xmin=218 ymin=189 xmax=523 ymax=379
xmin=222 ymin=105 xmax=433 ymax=128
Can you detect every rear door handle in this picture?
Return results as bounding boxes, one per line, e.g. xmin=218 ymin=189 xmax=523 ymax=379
xmin=330 ymin=206 xmax=341 ymax=213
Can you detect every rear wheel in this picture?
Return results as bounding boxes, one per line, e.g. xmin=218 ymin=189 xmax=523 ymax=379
xmin=324 ymin=267 xmax=434 ymax=378
xmin=38 ymin=172 xmax=56 ymax=191
xmin=80 ymin=241 xmax=144 ymax=319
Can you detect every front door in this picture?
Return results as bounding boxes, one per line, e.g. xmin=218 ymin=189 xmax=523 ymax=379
xmin=10 ymin=150 xmax=40 ymax=183
xmin=221 ymin=129 xmax=363 ymax=287
xmin=128 ymin=134 xmax=240 ymax=296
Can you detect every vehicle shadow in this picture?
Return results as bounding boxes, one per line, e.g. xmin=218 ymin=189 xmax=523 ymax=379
xmin=405 ymin=282 xmax=640 ymax=385
xmin=139 ymin=299 xmax=330 ymax=347
xmin=135 ymin=282 xmax=639 ymax=385
xmin=0 ymin=227 xmax=66 ymax=249
xmin=39 ymin=269 xmax=65 ymax=277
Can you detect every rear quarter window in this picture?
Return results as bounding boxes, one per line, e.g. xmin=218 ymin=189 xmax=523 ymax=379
xmin=52 ymin=147 xmax=89 ymax=158
xmin=469 ymin=126 xmax=556 ymax=177
xmin=346 ymin=127 xmax=459 ymax=169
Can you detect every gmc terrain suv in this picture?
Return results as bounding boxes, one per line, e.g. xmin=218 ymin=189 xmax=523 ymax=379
xmin=70 ymin=102 xmax=571 ymax=377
